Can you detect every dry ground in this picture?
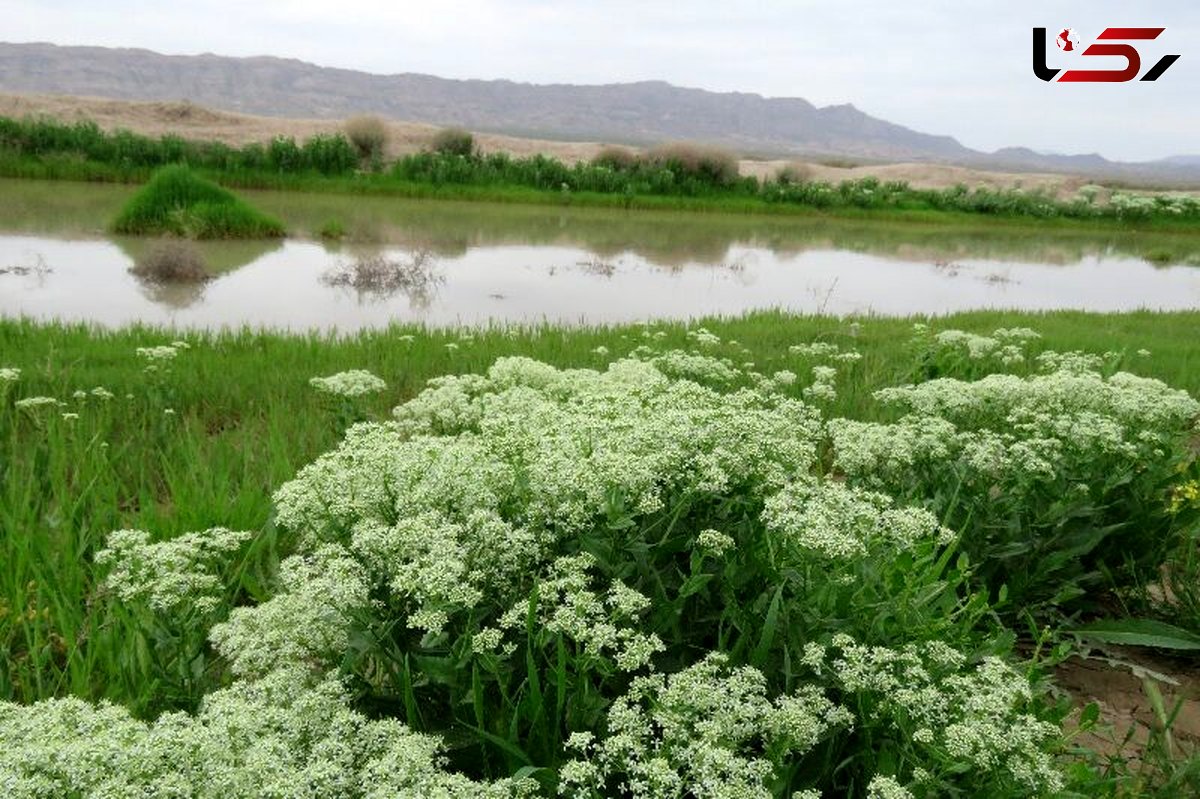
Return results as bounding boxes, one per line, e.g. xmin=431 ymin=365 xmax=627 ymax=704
xmin=1059 ymin=649 xmax=1200 ymax=768
xmin=1 ymin=92 xmax=1090 ymax=197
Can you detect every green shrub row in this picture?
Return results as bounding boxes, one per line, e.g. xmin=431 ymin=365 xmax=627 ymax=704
xmin=3 ymin=114 xmax=1200 ymax=223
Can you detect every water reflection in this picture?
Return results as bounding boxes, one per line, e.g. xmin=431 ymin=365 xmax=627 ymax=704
xmin=319 ymin=248 xmax=444 ymax=308
xmin=0 ymin=178 xmax=1198 ymax=329
xmin=7 ymin=177 xmax=1200 ymax=269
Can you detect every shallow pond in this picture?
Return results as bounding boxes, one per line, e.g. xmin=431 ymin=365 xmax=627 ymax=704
xmin=2 ymin=179 xmax=1199 ymax=329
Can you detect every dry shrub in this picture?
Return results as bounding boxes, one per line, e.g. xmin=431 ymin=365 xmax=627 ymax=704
xmin=430 ymin=127 xmax=475 ymax=157
xmin=131 ymin=239 xmax=211 ymax=283
xmin=646 ymin=142 xmax=740 ymax=186
xmin=344 ymin=115 xmax=389 ymax=160
xmin=776 ymin=162 xmax=815 ymax=185
xmin=591 ymin=145 xmax=639 ymax=171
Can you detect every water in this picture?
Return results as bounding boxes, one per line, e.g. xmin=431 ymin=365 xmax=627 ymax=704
xmin=2 ymin=179 xmax=1198 ymax=329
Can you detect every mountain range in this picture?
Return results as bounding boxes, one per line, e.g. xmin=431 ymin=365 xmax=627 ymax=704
xmin=1 ymin=41 xmax=1196 ymax=185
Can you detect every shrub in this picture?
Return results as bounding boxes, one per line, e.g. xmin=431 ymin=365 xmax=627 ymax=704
xmin=111 ymin=165 xmax=285 ymax=238
xmin=129 ymin=239 xmax=212 ymax=282
xmin=590 ymin=145 xmax=638 ymax=171
xmin=776 ymin=162 xmax=815 ymax=185
xmin=430 ymin=127 xmax=476 ymax=157
xmin=646 ymin=142 xmax=741 ymax=186
xmin=344 ymin=115 xmax=389 ymax=161
xmin=830 ymin=325 xmax=1200 ymax=608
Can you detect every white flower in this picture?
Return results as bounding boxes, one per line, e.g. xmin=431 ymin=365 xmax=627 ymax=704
xmin=15 ymin=396 xmax=59 ymax=411
xmin=696 ymin=528 xmax=736 ymax=557
xmin=309 ymin=369 xmax=387 ymax=398
xmin=136 ymin=345 xmax=179 ymax=362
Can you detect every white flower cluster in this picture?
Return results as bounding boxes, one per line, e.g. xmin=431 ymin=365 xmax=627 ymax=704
xmin=14 ymin=396 xmax=59 ymax=412
xmin=96 ymin=528 xmax=251 ymax=619
xmin=695 ymin=528 xmax=736 ymax=557
xmin=309 ymin=369 xmax=388 ymax=398
xmin=932 ymin=328 xmax=1038 ymax=365
xmin=0 ymin=367 xmax=20 ymax=383
xmin=559 ymin=652 xmax=852 ymax=798
xmin=763 ymin=479 xmax=953 ymax=561
xmin=136 ymin=344 xmax=180 ymax=362
xmin=685 ymin=326 xmax=722 ymax=347
xmin=1111 ymin=191 xmax=1200 ymax=217
xmin=822 ymin=636 xmax=1064 ymax=794
xmin=266 ymin=356 xmax=821 ymax=645
xmin=832 ymin=365 xmax=1199 ymax=499
xmin=476 ymin=553 xmax=664 ymax=671
xmin=209 ymin=545 xmax=369 ymax=678
xmin=0 ymin=669 xmax=535 ymax=797
xmin=789 ymin=341 xmax=862 ymax=363
xmin=802 ymin=365 xmax=838 ymax=403
xmin=650 ymin=350 xmax=742 ymax=385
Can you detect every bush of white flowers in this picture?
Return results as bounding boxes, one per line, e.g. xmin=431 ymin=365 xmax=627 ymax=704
xmin=3 ymin=338 xmax=1197 ymax=797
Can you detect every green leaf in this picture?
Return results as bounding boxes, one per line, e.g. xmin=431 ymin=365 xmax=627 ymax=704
xmin=1068 ymin=619 xmax=1200 ymax=651
xmin=678 ymin=572 xmax=715 ymax=599
xmin=751 ymin=586 xmax=784 ymax=667
xmin=464 ymin=722 xmax=534 ymax=766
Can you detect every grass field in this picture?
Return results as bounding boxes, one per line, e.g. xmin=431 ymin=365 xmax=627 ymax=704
xmin=2 ymin=310 xmax=1200 ymax=795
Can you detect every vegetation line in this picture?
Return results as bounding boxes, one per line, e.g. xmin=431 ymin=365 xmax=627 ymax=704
xmin=2 ymin=115 xmax=1199 ymax=229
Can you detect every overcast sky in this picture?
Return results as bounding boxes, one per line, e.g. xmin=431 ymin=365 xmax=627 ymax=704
xmin=4 ymin=1 xmax=1198 ymax=161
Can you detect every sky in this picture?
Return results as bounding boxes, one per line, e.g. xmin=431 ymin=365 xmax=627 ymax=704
xmin=3 ymin=1 xmax=1198 ymax=161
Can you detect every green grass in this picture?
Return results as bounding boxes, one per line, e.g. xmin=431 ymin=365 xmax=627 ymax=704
xmin=110 ymin=165 xmax=285 ymax=238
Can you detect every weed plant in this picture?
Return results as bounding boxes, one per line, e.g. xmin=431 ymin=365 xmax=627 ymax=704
xmin=1 ymin=311 xmax=1199 ymax=795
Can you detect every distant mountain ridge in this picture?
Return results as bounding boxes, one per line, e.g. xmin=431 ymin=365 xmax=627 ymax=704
xmin=1 ymin=41 xmax=1197 ymax=185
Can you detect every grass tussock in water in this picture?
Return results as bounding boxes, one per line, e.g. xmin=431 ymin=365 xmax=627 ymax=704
xmin=111 ymin=165 xmax=285 ymax=239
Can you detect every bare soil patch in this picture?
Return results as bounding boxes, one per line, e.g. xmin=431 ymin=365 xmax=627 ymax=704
xmin=1058 ymin=648 xmax=1200 ymax=764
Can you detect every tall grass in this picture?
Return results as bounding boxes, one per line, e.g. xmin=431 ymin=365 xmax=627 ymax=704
xmin=111 ymin=165 xmax=285 ymax=238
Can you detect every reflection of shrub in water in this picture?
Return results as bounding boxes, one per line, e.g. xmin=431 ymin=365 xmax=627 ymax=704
xmin=0 ymin=253 xmax=52 ymax=277
xmin=131 ymin=240 xmax=212 ymax=283
xmin=576 ymin=257 xmax=617 ymax=277
xmin=321 ymin=249 xmax=443 ymax=305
